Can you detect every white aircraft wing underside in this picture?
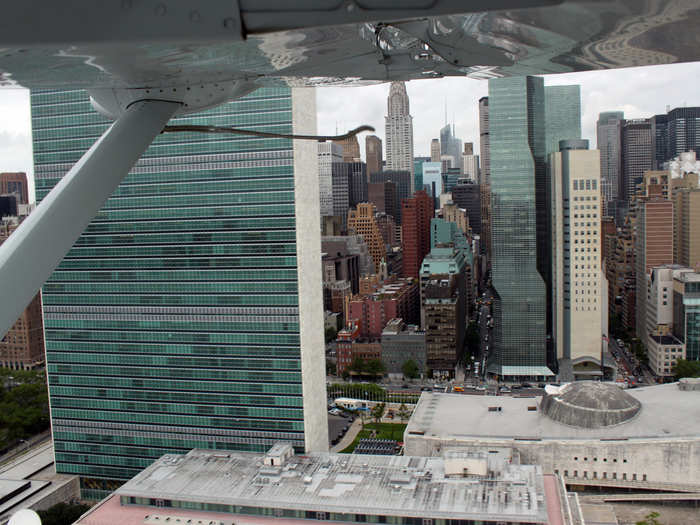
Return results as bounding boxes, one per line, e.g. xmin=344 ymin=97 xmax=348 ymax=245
xmin=0 ymin=0 xmax=699 ymax=91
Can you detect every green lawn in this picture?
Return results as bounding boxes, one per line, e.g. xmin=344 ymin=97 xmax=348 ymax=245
xmin=339 ymin=422 xmax=407 ymax=454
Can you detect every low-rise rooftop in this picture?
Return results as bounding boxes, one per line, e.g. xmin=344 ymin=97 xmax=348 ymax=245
xmin=406 ymin=382 xmax=700 ymax=441
xmin=105 ymin=448 xmax=553 ymax=524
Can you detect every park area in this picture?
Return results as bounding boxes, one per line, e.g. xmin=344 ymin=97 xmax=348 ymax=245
xmin=0 ymin=368 xmax=49 ymax=456
xmin=340 ymin=422 xmax=407 ymax=453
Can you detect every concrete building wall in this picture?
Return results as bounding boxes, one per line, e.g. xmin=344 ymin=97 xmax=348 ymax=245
xmin=293 ymin=87 xmax=330 ymax=453
xmin=675 ymin=189 xmax=700 ymax=270
xmin=551 ymin=144 xmax=603 ymax=363
xmin=404 ymin=435 xmax=700 ymax=486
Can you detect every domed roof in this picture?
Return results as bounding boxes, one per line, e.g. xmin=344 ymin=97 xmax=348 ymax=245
xmin=540 ymin=381 xmax=641 ymax=428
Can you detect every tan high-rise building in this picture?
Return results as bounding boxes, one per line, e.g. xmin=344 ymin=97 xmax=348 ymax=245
xmin=0 ymin=219 xmax=45 ymax=370
xmin=441 ymin=201 xmax=469 ymax=236
xmin=347 ymin=203 xmax=385 ymax=273
xmin=365 ymin=135 xmax=382 ymax=178
xmin=550 ymin=140 xmax=608 ymax=378
xmin=430 ymin=139 xmax=440 ymax=162
xmin=333 ymin=135 xmax=360 ymax=162
xmin=674 ymin=188 xmax=700 ymax=271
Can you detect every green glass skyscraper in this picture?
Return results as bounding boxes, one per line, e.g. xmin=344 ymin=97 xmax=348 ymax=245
xmin=32 ymin=87 xmax=327 ymax=499
xmin=487 ymin=76 xmax=549 ymax=378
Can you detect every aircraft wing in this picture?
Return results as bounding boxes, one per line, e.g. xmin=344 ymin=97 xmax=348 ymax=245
xmin=0 ymin=0 xmax=699 ymax=93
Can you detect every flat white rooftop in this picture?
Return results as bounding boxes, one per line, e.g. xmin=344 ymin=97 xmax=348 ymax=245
xmin=405 ymin=383 xmax=700 ymax=441
xmin=108 ymin=449 xmax=552 ymax=523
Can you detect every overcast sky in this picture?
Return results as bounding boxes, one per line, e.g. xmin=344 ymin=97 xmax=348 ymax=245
xmin=2 ymin=61 xmax=700 ymax=202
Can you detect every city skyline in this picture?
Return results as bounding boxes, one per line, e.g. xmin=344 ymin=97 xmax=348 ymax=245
xmin=2 ymin=61 xmax=700 ymax=202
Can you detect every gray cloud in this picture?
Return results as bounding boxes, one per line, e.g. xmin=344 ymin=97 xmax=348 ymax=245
xmin=317 ymin=61 xmax=700 ymax=159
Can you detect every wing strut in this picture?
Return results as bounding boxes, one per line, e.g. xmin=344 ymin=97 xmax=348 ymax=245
xmin=0 ymin=99 xmax=181 ymax=337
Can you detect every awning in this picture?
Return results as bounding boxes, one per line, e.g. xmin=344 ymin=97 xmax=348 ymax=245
xmin=500 ymin=366 xmax=555 ymax=377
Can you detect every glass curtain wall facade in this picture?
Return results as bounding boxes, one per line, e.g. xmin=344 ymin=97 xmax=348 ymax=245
xmin=596 ymin=111 xmax=624 ymax=216
xmin=32 ymin=88 xmax=319 ymax=498
xmin=488 ymin=76 xmax=547 ymax=376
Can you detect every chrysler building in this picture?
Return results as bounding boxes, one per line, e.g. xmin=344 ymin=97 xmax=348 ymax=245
xmin=385 ymin=81 xmax=415 ymax=191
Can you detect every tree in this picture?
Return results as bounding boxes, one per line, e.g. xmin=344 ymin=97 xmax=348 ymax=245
xmin=365 ymin=358 xmax=386 ymax=379
xmin=326 ymin=360 xmax=337 ymax=376
xmin=349 ymin=356 xmax=365 ymax=375
xmin=630 ymin=339 xmax=649 ymax=366
xmin=673 ymin=359 xmax=700 ymax=380
xmin=37 ymin=502 xmax=91 ymax=525
xmin=370 ymin=402 xmax=386 ymax=423
xmin=401 ymin=359 xmax=419 ymax=380
xmin=324 ymin=326 xmax=337 ymax=343
xmin=0 ymin=369 xmax=49 ymax=451
xmin=397 ymin=403 xmax=411 ymax=423
xmin=635 ymin=511 xmax=662 ymax=525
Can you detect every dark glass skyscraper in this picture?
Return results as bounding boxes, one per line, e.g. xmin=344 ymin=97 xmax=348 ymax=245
xmin=32 ymin=87 xmax=327 ymax=499
xmin=488 ymin=76 xmax=549 ymax=378
xmin=667 ymin=107 xmax=700 ymax=160
xmin=596 ymin=111 xmax=624 ymax=215
xmin=621 ymin=119 xmax=652 ymax=204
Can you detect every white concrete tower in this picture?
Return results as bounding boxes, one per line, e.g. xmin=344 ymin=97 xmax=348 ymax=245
xmin=385 ymin=81 xmax=415 ymax=190
xmin=551 ymin=139 xmax=606 ymax=378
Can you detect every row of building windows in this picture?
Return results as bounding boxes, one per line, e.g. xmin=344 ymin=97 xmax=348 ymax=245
xmin=54 ymin=418 xmax=304 ymax=440
xmin=572 ymin=195 xmax=598 ymax=201
xmin=50 ymin=397 xmax=303 ymax=419
xmin=53 ymin=429 xmax=303 ymax=448
xmin=50 ymin=269 xmax=298 ymax=283
xmin=46 ymin=340 xmax=301 ymax=358
xmin=50 ymin=387 xmax=302 ymax=407
xmin=48 ymin=363 xmax=301 ymax=382
xmin=36 ymin=156 xmax=294 ymax=184
xmin=88 ymin=204 xmax=296 ymax=222
xmin=122 ymin=498 xmax=525 ymax=525
xmin=43 ymin=294 xmax=300 ymax=307
xmin=50 ymin=408 xmax=304 ymax=431
xmin=558 ymin=469 xmax=644 ymax=481
xmin=47 ymin=351 xmax=300 ymax=370
xmin=49 ymin=375 xmax=303 ymax=395
xmin=573 ymin=179 xmax=598 ymax=191
xmin=79 ymin=217 xmax=295 ymax=235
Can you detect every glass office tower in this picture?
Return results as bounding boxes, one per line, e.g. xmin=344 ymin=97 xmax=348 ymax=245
xmin=31 ymin=87 xmax=326 ymax=499
xmin=487 ymin=76 xmax=549 ymax=378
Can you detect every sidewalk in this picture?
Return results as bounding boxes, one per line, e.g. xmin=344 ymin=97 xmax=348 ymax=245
xmin=0 ymin=430 xmax=51 ymax=468
xmin=331 ymin=418 xmax=363 ymax=453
